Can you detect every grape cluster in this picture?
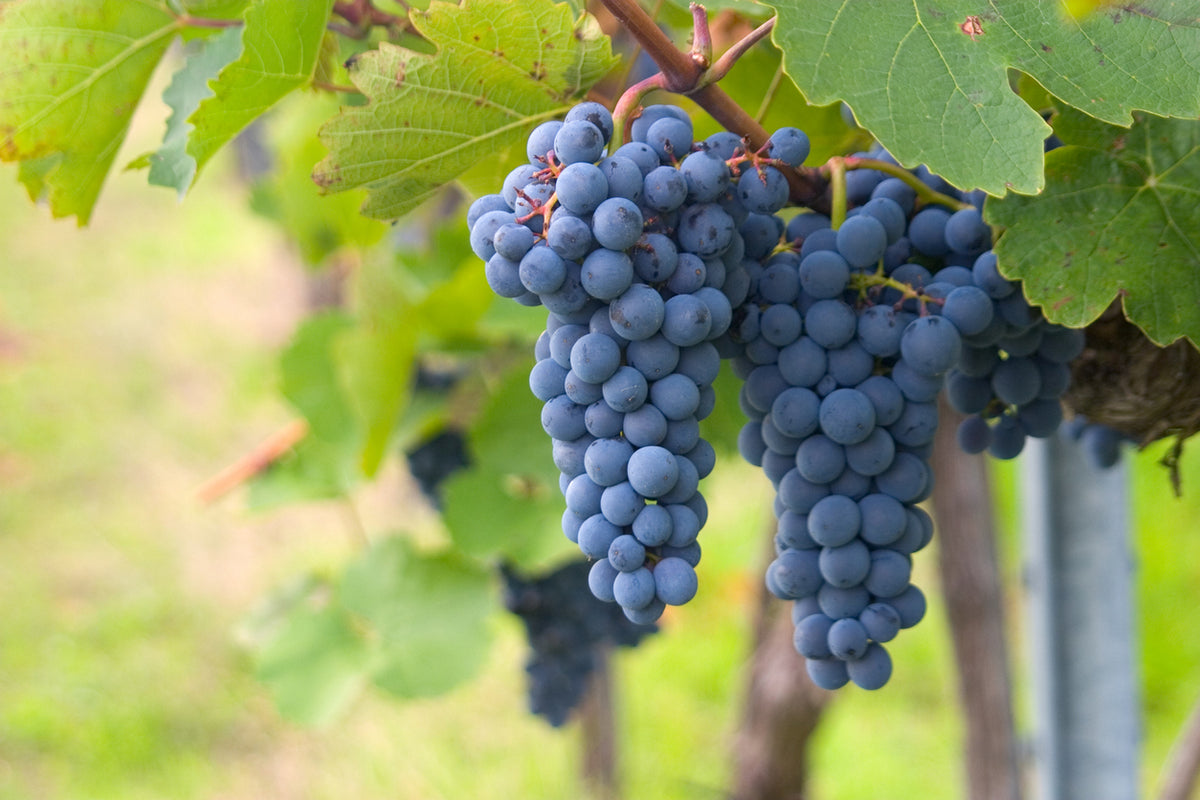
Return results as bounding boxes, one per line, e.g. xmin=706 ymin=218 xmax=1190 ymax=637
xmin=941 ymin=248 xmax=1087 ymax=459
xmin=502 ymin=561 xmax=656 ymax=726
xmin=469 ymin=99 xmax=1091 ymax=691
xmin=723 ymin=149 xmax=1090 ymax=689
xmin=729 ymin=204 xmax=942 ymax=691
xmin=468 ymin=103 xmax=798 ymax=622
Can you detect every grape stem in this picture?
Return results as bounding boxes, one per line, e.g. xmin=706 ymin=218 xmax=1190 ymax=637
xmin=848 ymin=270 xmax=945 ymax=315
xmin=612 ymin=73 xmax=671 ymax=147
xmin=828 ymin=156 xmax=847 ymax=229
xmin=841 ymin=156 xmax=973 ymax=212
xmin=696 ymin=17 xmax=775 ymax=90
xmin=599 ymin=0 xmax=829 ymax=211
xmin=690 ymin=4 xmax=713 ymax=68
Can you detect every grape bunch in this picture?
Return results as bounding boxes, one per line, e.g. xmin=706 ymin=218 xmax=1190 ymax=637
xmin=723 ymin=149 xmax=1091 ymax=689
xmin=469 ymin=98 xmax=1091 ymax=690
xmin=501 ymin=561 xmax=657 ymax=726
xmin=468 ymin=102 xmax=798 ymax=623
xmin=729 ymin=206 xmax=944 ymax=691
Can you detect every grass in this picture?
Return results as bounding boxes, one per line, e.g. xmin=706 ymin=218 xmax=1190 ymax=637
xmin=3 ymin=121 xmax=1200 ymax=800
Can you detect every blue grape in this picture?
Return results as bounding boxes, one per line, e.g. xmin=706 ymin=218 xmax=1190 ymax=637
xmin=645 ymin=116 xmax=694 ymax=162
xmin=738 ymin=166 xmax=789 ymax=213
xmin=610 ymin=283 xmax=666 ymax=341
xmin=794 ymin=612 xmax=834 ymax=658
xmin=592 ymin=198 xmax=644 ymax=250
xmin=907 ymin=206 xmax=951 ymax=256
xmin=565 ymin=101 xmax=614 ymax=144
xmin=944 ymin=207 xmax=991 ymax=254
xmin=626 ymin=334 xmax=679 ymax=380
xmin=650 ymin=373 xmax=701 ymax=420
xmin=846 ymin=643 xmax=893 ymax=690
xmin=807 ymin=494 xmax=862 ymax=547
xmin=796 ymin=434 xmax=846 ymax=484
xmin=553 ymin=120 xmax=605 ymax=165
xmin=613 ymin=567 xmax=657 ymax=609
xmin=767 ymin=126 xmax=810 ymax=167
xmin=654 ymin=557 xmax=698 ymax=605
xmin=556 ymin=162 xmax=609 ymax=214
xmin=546 ymin=214 xmax=594 ymax=261
xmin=623 ymin=404 xmax=667 ymax=447
xmin=615 ymin=141 xmax=660 ymax=175
xmin=677 ymin=203 xmax=735 ymax=256
xmin=577 ymin=513 xmax=622 ymax=559
xmin=627 ymin=445 xmax=680 ymax=498
xmin=661 ymin=293 xmax=713 ymax=346
xmin=807 ymin=657 xmax=850 ymax=690
xmin=835 ymin=214 xmax=889 ymax=269
xmin=608 ymin=534 xmax=647 ymax=572
xmin=580 ymin=248 xmax=633 ymax=301
xmin=600 ymin=481 xmax=644 ymax=526
xmin=820 ymin=540 xmax=871 ymax=588
xmin=819 ymin=388 xmax=876 ymax=445
xmin=900 ymin=316 xmax=962 ymax=376
xmin=631 ymin=233 xmax=678 ymax=283
xmin=827 ymin=617 xmax=870 ymax=659
xmin=800 ymin=249 xmax=851 ymax=299
xmin=527 ymin=120 xmax=563 ymax=165
xmin=804 ymin=300 xmax=857 ymax=349
xmin=680 ymin=151 xmax=731 ymax=202
xmin=643 ymin=166 xmax=688 ymax=212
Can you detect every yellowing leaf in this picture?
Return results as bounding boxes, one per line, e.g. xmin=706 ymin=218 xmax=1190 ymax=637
xmin=0 ymin=0 xmax=180 ymax=222
xmin=313 ymin=0 xmax=618 ymax=220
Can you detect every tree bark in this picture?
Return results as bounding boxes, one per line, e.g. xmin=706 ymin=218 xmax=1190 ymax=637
xmin=732 ymin=528 xmax=831 ymax=800
xmin=930 ymin=400 xmax=1023 ymax=800
xmin=1157 ymin=687 xmax=1200 ymax=800
xmin=579 ymin=645 xmax=619 ymax=800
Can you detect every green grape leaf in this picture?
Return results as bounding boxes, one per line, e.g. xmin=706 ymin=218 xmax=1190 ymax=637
xmin=185 ymin=0 xmax=335 ymax=181
xmin=340 ymin=537 xmax=493 ymax=699
xmin=986 ymin=112 xmax=1200 ymax=347
xmin=411 ymin=260 xmax=496 ymax=346
xmin=442 ymin=363 xmax=566 ymax=568
xmin=313 ymin=0 xmax=619 ymax=220
xmin=687 ymin=41 xmax=869 ymax=166
xmin=248 ymin=93 xmax=387 ymax=265
xmin=246 ymin=311 xmax=362 ymax=507
xmin=336 ymin=258 xmax=420 ymax=477
xmin=255 ymin=597 xmax=372 ymax=726
xmin=139 ymin=26 xmax=244 ymax=195
xmin=0 ymin=0 xmax=180 ymax=223
xmin=769 ymin=0 xmax=1200 ymax=195
xmin=280 ymin=311 xmax=360 ymax=444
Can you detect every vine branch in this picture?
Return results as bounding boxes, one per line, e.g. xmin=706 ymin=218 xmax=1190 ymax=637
xmin=332 ymin=0 xmax=410 ymax=31
xmin=599 ymin=0 xmax=828 ymax=210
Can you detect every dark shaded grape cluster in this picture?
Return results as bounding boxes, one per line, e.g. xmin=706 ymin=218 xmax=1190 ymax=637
xmin=405 ymin=429 xmax=470 ymax=510
xmin=501 ymin=561 xmax=657 ymax=727
xmin=1061 ymin=416 xmax=1134 ymax=469
xmin=941 ymin=248 xmax=1087 ymax=458
xmin=469 ymin=102 xmax=809 ymax=624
